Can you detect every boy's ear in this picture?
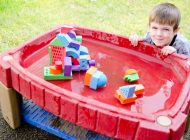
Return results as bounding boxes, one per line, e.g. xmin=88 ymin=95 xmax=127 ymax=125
xmin=174 ymin=27 xmax=180 ymax=34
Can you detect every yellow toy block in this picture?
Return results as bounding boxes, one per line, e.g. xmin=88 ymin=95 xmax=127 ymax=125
xmin=125 ymin=69 xmax=137 ymax=75
xmin=84 ymin=66 xmax=97 ymax=86
xmin=135 ymin=84 xmax=144 ymax=95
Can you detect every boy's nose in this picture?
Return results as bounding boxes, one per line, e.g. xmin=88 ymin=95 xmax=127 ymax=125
xmin=156 ymin=30 xmax=162 ymax=36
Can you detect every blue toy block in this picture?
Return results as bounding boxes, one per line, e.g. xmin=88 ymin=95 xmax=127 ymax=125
xmin=79 ymin=45 xmax=89 ymax=55
xmin=57 ymin=33 xmax=72 ymax=47
xmin=21 ymin=99 xmax=113 ymax=140
xmin=90 ymin=71 xmax=102 ymax=90
xmin=97 ymin=73 xmax=107 ymax=88
xmin=68 ymin=40 xmax=80 ymax=50
xmin=64 ymin=57 xmax=72 ymax=76
xmin=50 ymin=37 xmax=65 ymax=47
xmin=72 ymin=65 xmax=80 ymax=71
xmin=66 ymin=47 xmax=80 ymax=58
xmin=72 ymin=65 xmax=89 ymax=71
xmin=119 ymin=85 xmax=135 ymax=98
xmin=79 ymin=55 xmax=88 ymax=70
xmin=67 ymin=30 xmax=76 ymax=39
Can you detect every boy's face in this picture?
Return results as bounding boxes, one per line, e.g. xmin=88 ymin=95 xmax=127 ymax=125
xmin=149 ymin=22 xmax=178 ymax=47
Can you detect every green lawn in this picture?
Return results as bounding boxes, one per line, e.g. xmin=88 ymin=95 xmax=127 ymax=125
xmin=0 ymin=0 xmax=190 ymax=52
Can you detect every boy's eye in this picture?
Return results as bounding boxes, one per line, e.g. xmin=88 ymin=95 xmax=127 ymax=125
xmin=151 ymin=27 xmax=157 ymax=30
xmin=163 ymin=28 xmax=169 ymax=31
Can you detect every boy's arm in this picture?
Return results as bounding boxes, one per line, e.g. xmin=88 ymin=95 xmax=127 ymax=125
xmin=129 ymin=34 xmax=144 ymax=46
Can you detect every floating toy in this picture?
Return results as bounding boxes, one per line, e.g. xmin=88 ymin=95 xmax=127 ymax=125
xmin=124 ymin=68 xmax=139 ymax=82
xmin=115 ymin=84 xmax=144 ymax=104
xmin=84 ymin=66 xmax=107 ymax=90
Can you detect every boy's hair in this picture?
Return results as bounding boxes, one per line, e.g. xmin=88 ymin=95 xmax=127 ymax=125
xmin=149 ymin=3 xmax=181 ymax=30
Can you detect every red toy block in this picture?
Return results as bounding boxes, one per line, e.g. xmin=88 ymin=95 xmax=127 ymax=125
xmin=77 ymin=103 xmax=97 ymax=130
xmin=31 ymin=82 xmax=45 ymax=108
xmin=71 ymin=57 xmax=80 ymax=65
xmin=50 ymin=66 xmax=62 ymax=74
xmin=10 ymin=67 xmax=20 ymax=92
xmin=96 ymin=110 xmax=118 ymax=137
xmin=116 ymin=117 xmax=139 ymax=140
xmin=55 ymin=60 xmax=63 ymax=70
xmin=60 ymin=97 xmax=78 ymax=124
xmin=50 ymin=46 xmax=66 ymax=65
xmin=19 ymin=75 xmax=31 ymax=99
xmin=61 ymin=26 xmax=74 ymax=34
xmin=44 ymin=89 xmax=60 ymax=115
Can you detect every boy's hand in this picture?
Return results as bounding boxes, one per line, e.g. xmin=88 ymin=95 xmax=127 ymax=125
xmin=129 ymin=34 xmax=143 ymax=46
xmin=161 ymin=46 xmax=176 ymax=56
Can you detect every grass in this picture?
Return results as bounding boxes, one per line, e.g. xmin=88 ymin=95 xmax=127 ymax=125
xmin=0 ymin=0 xmax=190 ymax=53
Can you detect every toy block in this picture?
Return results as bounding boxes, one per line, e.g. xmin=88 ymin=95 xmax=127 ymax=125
xmin=67 ymin=30 xmax=76 ymax=39
xmin=125 ymin=69 xmax=137 ymax=75
xmin=115 ymin=90 xmax=137 ymax=104
xmin=135 ymin=84 xmax=145 ymax=95
xmin=97 ymin=73 xmax=107 ymax=88
xmin=124 ymin=73 xmax=139 ymax=82
xmin=50 ymin=66 xmax=62 ymax=74
xmin=66 ymin=47 xmax=80 ymax=58
xmin=75 ymin=35 xmax=82 ymax=43
xmin=84 ymin=66 xmax=97 ymax=86
xmin=48 ymin=46 xmax=52 ymax=64
xmin=44 ymin=67 xmax=72 ymax=80
xmin=79 ymin=45 xmax=89 ymax=55
xmin=71 ymin=57 xmax=80 ymax=65
xmin=50 ymin=37 xmax=65 ymax=47
xmin=55 ymin=60 xmax=63 ymax=70
xmin=88 ymin=59 xmax=96 ymax=67
xmin=79 ymin=55 xmax=88 ymax=70
xmin=72 ymin=65 xmax=80 ymax=71
xmin=119 ymin=85 xmax=135 ymax=98
xmin=64 ymin=57 xmax=72 ymax=76
xmin=50 ymin=46 xmax=66 ymax=65
xmin=68 ymin=40 xmax=80 ymax=50
xmin=57 ymin=33 xmax=72 ymax=47
xmin=60 ymin=26 xmax=74 ymax=34
xmin=89 ymin=71 xmax=102 ymax=90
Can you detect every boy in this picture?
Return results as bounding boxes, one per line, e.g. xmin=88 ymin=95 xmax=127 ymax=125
xmin=129 ymin=3 xmax=190 ymax=56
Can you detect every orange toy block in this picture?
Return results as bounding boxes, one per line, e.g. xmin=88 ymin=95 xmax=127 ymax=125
xmin=84 ymin=66 xmax=97 ymax=86
xmin=50 ymin=66 xmax=62 ymax=74
xmin=115 ymin=90 xmax=137 ymax=104
xmin=125 ymin=69 xmax=137 ymax=75
xmin=135 ymin=84 xmax=144 ymax=95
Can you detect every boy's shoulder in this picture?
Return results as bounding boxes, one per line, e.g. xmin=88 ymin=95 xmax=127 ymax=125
xmin=175 ymin=33 xmax=190 ymax=47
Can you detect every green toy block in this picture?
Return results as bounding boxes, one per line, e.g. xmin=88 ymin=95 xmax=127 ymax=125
xmin=50 ymin=37 xmax=65 ymax=47
xmin=75 ymin=36 xmax=82 ymax=43
xmin=124 ymin=73 xmax=139 ymax=82
xmin=44 ymin=67 xmax=72 ymax=80
xmin=48 ymin=46 xmax=52 ymax=65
